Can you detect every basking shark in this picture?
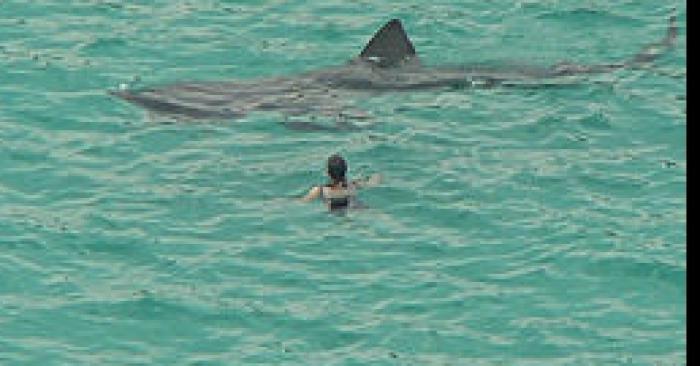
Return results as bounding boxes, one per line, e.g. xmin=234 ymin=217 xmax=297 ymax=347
xmin=111 ymin=14 xmax=677 ymax=128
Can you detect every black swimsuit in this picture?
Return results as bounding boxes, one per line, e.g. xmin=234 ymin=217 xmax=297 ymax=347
xmin=319 ymin=184 xmax=356 ymax=210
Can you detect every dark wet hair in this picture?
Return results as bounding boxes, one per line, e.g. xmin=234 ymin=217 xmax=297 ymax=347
xmin=327 ymin=154 xmax=347 ymax=187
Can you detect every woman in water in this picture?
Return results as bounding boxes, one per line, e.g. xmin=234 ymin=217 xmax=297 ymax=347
xmin=301 ymin=154 xmax=381 ymax=210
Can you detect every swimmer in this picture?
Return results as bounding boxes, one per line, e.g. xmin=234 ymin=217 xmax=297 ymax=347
xmin=301 ymin=154 xmax=381 ymax=210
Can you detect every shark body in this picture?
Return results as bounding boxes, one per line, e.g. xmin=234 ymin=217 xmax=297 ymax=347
xmin=111 ymin=14 xmax=677 ymax=126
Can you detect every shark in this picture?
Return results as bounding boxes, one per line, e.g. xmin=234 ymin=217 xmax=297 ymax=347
xmin=111 ymin=13 xmax=678 ymax=129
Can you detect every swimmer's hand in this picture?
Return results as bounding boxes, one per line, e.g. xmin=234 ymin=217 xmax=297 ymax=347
xmin=354 ymin=173 xmax=381 ymax=188
xmin=366 ymin=173 xmax=381 ymax=186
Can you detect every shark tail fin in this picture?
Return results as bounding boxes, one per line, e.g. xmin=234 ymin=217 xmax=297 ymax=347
xmin=359 ymin=19 xmax=418 ymax=67
xmin=625 ymin=9 xmax=679 ymax=67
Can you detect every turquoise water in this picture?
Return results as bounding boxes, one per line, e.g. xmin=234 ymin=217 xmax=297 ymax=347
xmin=0 ymin=1 xmax=686 ymax=365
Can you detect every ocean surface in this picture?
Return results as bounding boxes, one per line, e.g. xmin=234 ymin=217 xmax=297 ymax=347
xmin=0 ymin=1 xmax=686 ymax=365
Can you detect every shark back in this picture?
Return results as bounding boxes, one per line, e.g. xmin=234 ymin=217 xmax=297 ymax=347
xmin=359 ymin=19 xmax=419 ymax=68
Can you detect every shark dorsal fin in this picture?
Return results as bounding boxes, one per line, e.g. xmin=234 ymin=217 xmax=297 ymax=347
xmin=359 ymin=19 xmax=418 ymax=67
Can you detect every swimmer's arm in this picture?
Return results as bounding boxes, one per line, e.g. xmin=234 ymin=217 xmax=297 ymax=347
xmin=300 ymin=186 xmax=321 ymax=202
xmin=352 ymin=173 xmax=382 ymax=188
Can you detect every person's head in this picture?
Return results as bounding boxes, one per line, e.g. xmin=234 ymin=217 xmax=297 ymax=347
xmin=327 ymin=154 xmax=347 ymax=185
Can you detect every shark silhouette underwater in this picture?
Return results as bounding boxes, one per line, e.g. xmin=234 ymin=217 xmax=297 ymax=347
xmin=111 ymin=14 xmax=678 ymax=130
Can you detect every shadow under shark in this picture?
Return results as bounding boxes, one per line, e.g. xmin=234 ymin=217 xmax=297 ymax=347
xmin=111 ymin=14 xmax=678 ymax=130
